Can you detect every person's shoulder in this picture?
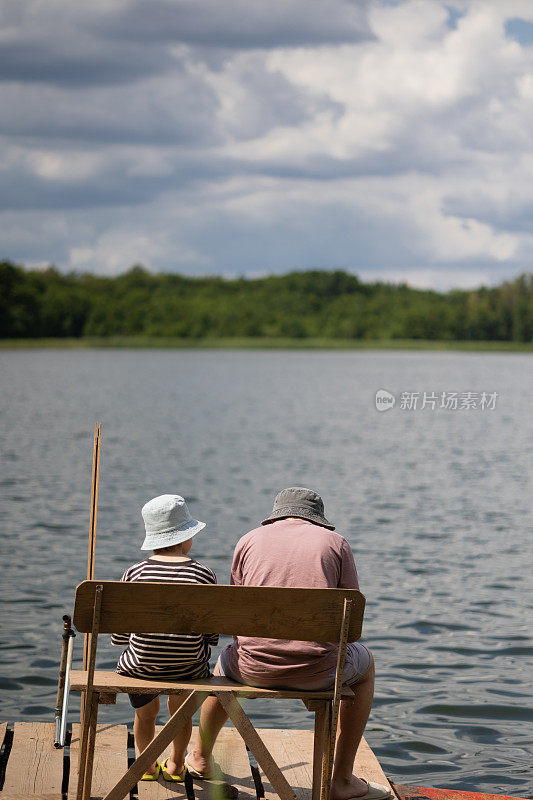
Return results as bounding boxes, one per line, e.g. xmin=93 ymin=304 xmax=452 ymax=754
xmin=187 ymin=559 xmax=217 ymax=583
xmin=317 ymin=526 xmax=351 ymax=549
xmin=121 ymin=558 xmax=149 ymax=580
xmin=235 ymin=525 xmax=264 ymax=549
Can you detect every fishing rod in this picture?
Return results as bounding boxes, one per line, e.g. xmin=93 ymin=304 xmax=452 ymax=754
xmin=83 ymin=422 xmax=102 ymax=673
xmin=54 ymin=422 xmax=102 ymax=748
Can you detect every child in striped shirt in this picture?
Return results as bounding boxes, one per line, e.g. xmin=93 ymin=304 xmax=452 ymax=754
xmin=111 ymin=494 xmax=218 ymax=782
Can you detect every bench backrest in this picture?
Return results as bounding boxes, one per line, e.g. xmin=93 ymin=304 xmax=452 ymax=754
xmin=74 ymin=581 xmax=365 ymax=642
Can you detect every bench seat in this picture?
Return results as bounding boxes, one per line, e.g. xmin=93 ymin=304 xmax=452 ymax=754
xmin=70 ymin=669 xmax=355 ymax=701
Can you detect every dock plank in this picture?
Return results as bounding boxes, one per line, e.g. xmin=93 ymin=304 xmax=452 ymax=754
xmin=2 ymin=795 xmax=65 ymax=800
xmin=2 ymin=722 xmax=63 ymax=799
xmin=257 ymin=730 xmax=392 ymax=800
xmin=257 ymin=728 xmax=313 ymax=800
xmin=69 ymin=724 xmax=128 ymax=799
xmin=138 ymin=725 xmax=256 ymax=800
xmin=0 ymin=722 xmax=391 ymax=800
xmin=354 ymin=737 xmax=391 ymax=789
xmin=209 ymin=725 xmax=257 ymax=800
xmin=136 ymin=724 xmax=183 ymax=800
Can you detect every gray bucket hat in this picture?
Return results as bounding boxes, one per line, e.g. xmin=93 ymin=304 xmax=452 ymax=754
xmin=141 ymin=494 xmax=206 ymax=550
xmin=261 ymin=487 xmax=335 ymax=530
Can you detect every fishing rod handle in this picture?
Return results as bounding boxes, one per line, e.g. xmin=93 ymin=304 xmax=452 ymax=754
xmin=54 ymin=614 xmax=76 ymax=747
xmin=59 ymin=635 xmax=74 ymax=747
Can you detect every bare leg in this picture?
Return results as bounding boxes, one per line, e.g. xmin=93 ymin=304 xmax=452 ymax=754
xmin=163 ymin=695 xmax=193 ymax=775
xmin=186 ymin=664 xmax=228 ymax=775
xmin=330 ymin=653 xmax=375 ymax=800
xmin=133 ymin=696 xmax=160 ymax=776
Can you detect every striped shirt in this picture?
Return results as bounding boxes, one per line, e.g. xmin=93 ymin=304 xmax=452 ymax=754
xmin=111 ymin=557 xmax=219 ymax=681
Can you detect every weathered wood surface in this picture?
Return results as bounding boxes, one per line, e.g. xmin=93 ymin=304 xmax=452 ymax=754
xmin=353 ymin=737 xmax=391 ymax=788
xmin=138 ymin=725 xmax=257 ymax=800
xmin=2 ymin=722 xmax=63 ymax=799
xmin=312 ymin=703 xmax=330 ymax=800
xmin=0 ymin=722 xmax=392 ymax=800
xmin=323 ymin=598 xmax=352 ymax=800
xmin=73 ymin=582 xmax=365 ymax=642
xmin=136 ymin=730 xmax=182 ymax=800
xmin=103 ymin=691 xmax=207 ymax=800
xmin=257 ymin=729 xmax=314 ymax=800
xmin=257 ymin=730 xmax=392 ymax=800
xmin=78 ymin=585 xmax=103 ymax=800
xmin=69 ymin=671 xmax=355 ymax=701
xmin=209 ymin=725 xmax=258 ymax=800
xmin=217 ymin=694 xmax=297 ymax=800
xmin=0 ymin=796 xmax=63 ymax=799
xmin=68 ymin=724 xmax=128 ymax=800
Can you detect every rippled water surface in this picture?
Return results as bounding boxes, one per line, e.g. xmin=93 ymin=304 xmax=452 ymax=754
xmin=0 ymin=350 xmax=532 ymax=796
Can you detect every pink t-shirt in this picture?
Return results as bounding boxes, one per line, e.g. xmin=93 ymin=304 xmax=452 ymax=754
xmin=227 ymin=518 xmax=359 ymax=686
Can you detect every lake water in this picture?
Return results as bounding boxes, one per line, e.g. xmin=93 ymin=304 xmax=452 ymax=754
xmin=0 ymin=349 xmax=532 ymax=797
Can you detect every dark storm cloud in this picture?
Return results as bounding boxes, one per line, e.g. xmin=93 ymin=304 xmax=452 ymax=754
xmin=0 ymin=48 xmax=335 ymax=146
xmin=0 ymin=169 xmax=154 ymax=211
xmin=0 ymin=39 xmax=177 ymax=87
xmin=0 ymin=50 xmax=221 ymax=145
xmin=0 ymin=151 xmax=237 ymax=211
xmin=0 ymin=0 xmax=183 ymax=88
xmin=0 ymin=0 xmax=371 ymax=92
xmin=94 ymin=0 xmax=374 ymax=49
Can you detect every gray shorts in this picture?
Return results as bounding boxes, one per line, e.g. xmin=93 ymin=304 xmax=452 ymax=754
xmin=217 ymin=641 xmax=371 ymax=691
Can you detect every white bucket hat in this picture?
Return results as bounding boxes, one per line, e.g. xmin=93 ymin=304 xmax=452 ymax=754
xmin=141 ymin=494 xmax=206 ymax=550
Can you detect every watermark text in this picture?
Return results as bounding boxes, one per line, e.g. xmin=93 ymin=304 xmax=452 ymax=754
xmin=375 ymin=389 xmax=498 ymax=412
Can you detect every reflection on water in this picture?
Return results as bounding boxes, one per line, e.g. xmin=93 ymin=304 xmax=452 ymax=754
xmin=0 ymin=350 xmax=532 ymax=796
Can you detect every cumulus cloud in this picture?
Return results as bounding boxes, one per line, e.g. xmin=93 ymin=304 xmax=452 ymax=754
xmin=0 ymin=0 xmax=178 ymax=86
xmin=1 ymin=0 xmax=533 ymax=288
xmin=94 ymin=0 xmax=374 ymax=49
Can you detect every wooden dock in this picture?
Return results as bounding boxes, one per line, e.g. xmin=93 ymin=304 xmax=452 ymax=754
xmin=0 ymin=723 xmax=391 ymax=800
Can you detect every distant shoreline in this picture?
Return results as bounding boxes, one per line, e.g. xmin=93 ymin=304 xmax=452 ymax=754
xmin=1 ymin=337 xmax=533 ymax=352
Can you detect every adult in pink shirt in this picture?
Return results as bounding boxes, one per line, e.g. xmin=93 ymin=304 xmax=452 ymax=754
xmin=186 ymin=488 xmax=389 ymax=800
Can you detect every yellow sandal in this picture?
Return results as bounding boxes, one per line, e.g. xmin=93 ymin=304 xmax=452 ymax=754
xmin=141 ymin=761 xmax=161 ymax=781
xmin=160 ymin=758 xmax=187 ymax=782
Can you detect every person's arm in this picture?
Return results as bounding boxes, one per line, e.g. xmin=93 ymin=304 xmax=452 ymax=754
xmin=204 ymin=567 xmax=219 ymax=646
xmin=228 ymin=539 xmax=244 ymax=644
xmin=339 ymin=539 xmax=359 ymax=590
xmin=111 ymin=569 xmax=131 ymax=646
xmin=230 ymin=539 xmax=244 ymax=586
xmin=339 ymin=541 xmax=360 ymax=643
xmin=110 ymin=631 xmax=129 ymax=645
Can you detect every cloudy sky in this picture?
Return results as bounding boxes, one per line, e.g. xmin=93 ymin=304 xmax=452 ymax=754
xmin=2 ymin=0 xmax=533 ymax=289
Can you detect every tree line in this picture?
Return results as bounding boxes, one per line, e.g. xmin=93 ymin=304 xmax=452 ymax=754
xmin=1 ymin=260 xmax=533 ymax=341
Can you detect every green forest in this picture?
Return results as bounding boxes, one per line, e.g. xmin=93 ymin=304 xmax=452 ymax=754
xmin=2 ymin=260 xmax=533 ymax=342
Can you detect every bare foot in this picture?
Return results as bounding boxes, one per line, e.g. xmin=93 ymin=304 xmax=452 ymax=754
xmin=184 ymin=752 xmax=237 ymax=798
xmin=164 ymin=758 xmax=185 ymax=776
xmin=330 ymin=776 xmax=371 ymax=800
xmin=184 ymin=750 xmax=215 ymax=777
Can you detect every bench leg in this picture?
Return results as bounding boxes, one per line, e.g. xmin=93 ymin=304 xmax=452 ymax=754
xmin=103 ymin=690 xmax=207 ymax=800
xmin=82 ymin=691 xmax=99 ymax=800
xmin=77 ymin=689 xmax=99 ymax=800
xmin=320 ymin=701 xmax=334 ymax=800
xmin=76 ymin=691 xmax=89 ymax=800
xmin=216 ymin=692 xmax=297 ymax=800
xmin=312 ymin=701 xmax=330 ymax=800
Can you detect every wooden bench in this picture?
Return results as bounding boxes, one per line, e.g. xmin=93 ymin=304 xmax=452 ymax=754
xmin=70 ymin=581 xmax=365 ymax=800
